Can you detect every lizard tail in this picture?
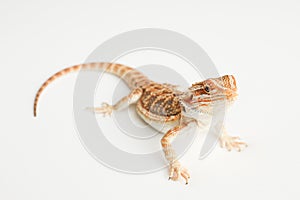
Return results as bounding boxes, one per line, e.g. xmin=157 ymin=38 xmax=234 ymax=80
xmin=33 ymin=62 xmax=150 ymax=117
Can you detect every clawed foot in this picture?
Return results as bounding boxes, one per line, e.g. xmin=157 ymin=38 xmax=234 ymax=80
xmin=168 ymin=161 xmax=190 ymax=184
xmin=86 ymin=103 xmax=114 ymax=117
xmin=220 ymin=134 xmax=248 ymax=152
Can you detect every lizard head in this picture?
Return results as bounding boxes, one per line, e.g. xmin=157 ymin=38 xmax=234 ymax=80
xmin=179 ymin=75 xmax=238 ymax=116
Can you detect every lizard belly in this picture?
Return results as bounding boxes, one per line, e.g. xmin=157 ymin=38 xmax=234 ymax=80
xmin=136 ymin=101 xmax=180 ymax=133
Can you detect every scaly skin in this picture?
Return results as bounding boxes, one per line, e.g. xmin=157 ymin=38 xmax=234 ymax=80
xmin=33 ymin=62 xmax=247 ymax=185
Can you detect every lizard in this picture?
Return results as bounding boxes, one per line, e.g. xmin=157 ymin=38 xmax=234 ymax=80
xmin=33 ymin=62 xmax=247 ymax=184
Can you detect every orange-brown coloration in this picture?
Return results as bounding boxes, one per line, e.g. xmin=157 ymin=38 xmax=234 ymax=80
xmin=222 ymin=75 xmax=235 ymax=88
xmin=185 ymin=75 xmax=238 ymax=107
xmin=34 ymin=61 xmax=245 ymax=185
xmin=160 ymin=122 xmax=191 ymax=183
xmin=33 ymin=62 xmax=150 ymax=117
xmin=161 ymin=123 xmax=187 ymax=148
xmin=140 ymin=83 xmax=181 ymax=117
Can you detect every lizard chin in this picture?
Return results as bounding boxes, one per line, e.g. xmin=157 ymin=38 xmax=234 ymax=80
xmin=180 ymin=97 xmax=236 ymax=119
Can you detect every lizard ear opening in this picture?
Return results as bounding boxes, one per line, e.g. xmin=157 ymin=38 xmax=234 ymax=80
xmin=190 ymin=94 xmax=194 ymax=100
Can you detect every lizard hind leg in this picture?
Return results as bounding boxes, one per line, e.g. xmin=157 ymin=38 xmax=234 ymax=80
xmin=86 ymin=87 xmax=143 ymax=117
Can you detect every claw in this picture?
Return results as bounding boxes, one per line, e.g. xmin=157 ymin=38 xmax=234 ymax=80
xmin=168 ymin=161 xmax=190 ymax=184
xmin=220 ymin=134 xmax=247 ymax=152
xmin=86 ymin=103 xmax=113 ymax=116
xmin=181 ymin=171 xmax=189 ymax=184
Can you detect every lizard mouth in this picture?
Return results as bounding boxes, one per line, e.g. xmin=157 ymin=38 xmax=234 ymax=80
xmin=226 ymin=92 xmax=238 ymax=101
xmin=180 ymin=90 xmax=238 ymax=108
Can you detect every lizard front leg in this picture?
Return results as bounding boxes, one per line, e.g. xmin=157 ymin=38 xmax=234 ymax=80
xmin=219 ymin=126 xmax=248 ymax=152
xmin=161 ymin=121 xmax=195 ymax=184
xmin=87 ymin=87 xmax=143 ymax=116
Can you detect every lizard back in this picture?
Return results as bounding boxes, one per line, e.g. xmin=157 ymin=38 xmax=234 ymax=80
xmin=135 ymin=82 xmax=182 ymax=133
xmin=140 ymin=83 xmax=181 ymax=117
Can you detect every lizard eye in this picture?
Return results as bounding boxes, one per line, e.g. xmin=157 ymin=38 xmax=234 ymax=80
xmin=204 ymin=86 xmax=210 ymax=93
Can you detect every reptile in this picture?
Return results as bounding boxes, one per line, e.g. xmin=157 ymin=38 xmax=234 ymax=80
xmin=33 ymin=62 xmax=247 ymax=184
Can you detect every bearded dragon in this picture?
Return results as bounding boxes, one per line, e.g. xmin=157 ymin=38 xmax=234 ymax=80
xmin=33 ymin=62 xmax=247 ymax=184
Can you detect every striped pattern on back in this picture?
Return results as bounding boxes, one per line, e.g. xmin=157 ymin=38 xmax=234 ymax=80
xmin=33 ymin=62 xmax=150 ymax=117
xmin=140 ymin=83 xmax=181 ymax=117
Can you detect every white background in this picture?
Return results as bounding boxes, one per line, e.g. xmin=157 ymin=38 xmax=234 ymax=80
xmin=1 ymin=0 xmax=300 ymax=199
